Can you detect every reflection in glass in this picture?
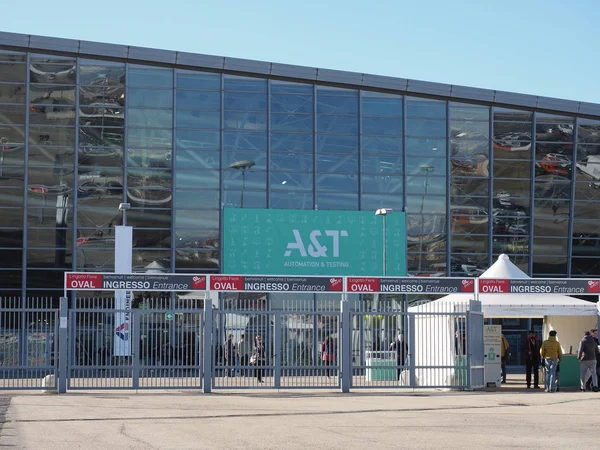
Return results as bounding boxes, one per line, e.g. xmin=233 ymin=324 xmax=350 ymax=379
xmin=494 ymin=159 xmax=531 ymax=178
xmin=175 ymin=189 xmax=219 ymax=209
xmin=406 ymin=98 xmax=445 ymax=118
xmin=316 ymin=173 xmax=358 ymax=192
xmin=361 ymin=174 xmax=402 ymax=194
xmin=270 ymin=172 xmax=313 ymax=191
xmin=451 ymin=156 xmax=489 ymax=177
xmin=128 ymin=88 xmax=172 ymax=108
xmin=361 ymin=154 xmax=402 ymax=174
xmin=362 ymin=136 xmax=402 ymax=155
xmin=128 ymin=67 xmax=173 ymax=88
xmin=316 ymin=193 xmax=358 ymax=210
xmin=361 ymin=193 xmax=403 ymax=211
xmin=270 ymin=191 xmax=314 ymax=210
xmin=317 ymin=153 xmax=358 ymax=173
xmin=176 ymin=170 xmax=219 ymax=189
xmin=271 ymin=133 xmax=312 ymax=152
xmin=175 ymin=150 xmax=219 ymax=169
xmin=222 ymin=190 xmax=266 ymax=209
xmin=270 ymin=152 xmax=312 ymax=172
xmin=176 ymin=70 xmax=220 ymax=90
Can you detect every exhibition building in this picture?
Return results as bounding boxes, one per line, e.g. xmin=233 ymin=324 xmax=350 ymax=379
xmin=2 ymin=31 xmax=600 ymax=300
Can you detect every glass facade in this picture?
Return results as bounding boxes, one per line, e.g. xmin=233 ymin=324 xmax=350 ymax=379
xmin=1 ymin=46 xmax=599 ymax=299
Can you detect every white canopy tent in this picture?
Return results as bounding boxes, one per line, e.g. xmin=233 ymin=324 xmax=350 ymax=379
xmin=406 ymin=254 xmax=599 ymax=386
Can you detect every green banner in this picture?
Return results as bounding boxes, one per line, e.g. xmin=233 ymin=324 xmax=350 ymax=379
xmin=223 ymin=209 xmax=406 ymax=276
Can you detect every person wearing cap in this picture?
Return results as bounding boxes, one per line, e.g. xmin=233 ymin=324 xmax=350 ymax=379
xmin=522 ymin=330 xmax=541 ymax=389
xmin=540 ymin=330 xmax=562 ymax=393
xmin=577 ymin=330 xmax=599 ymax=392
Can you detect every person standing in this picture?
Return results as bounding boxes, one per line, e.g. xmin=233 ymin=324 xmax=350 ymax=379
xmin=540 ymin=330 xmax=562 ymax=393
xmin=252 ymin=335 xmax=266 ymax=383
xmin=224 ymin=334 xmax=236 ymax=377
xmin=321 ymin=336 xmax=335 ymax=378
xmin=585 ymin=329 xmax=599 ymax=391
xmin=390 ymin=333 xmax=408 ymax=381
xmin=577 ymin=330 xmax=599 ymax=392
xmin=522 ymin=330 xmax=541 ymax=389
xmin=501 ymin=334 xmax=510 ymax=384
xmin=237 ymin=334 xmax=250 ymax=376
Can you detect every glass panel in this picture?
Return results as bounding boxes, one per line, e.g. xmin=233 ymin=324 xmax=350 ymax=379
xmin=573 ymin=219 xmax=600 ymax=236
xmin=450 ymin=120 xmax=489 ymax=140
xmin=28 ymin=147 xmax=73 ymax=168
xmin=75 ymin=248 xmax=114 ymax=271
xmin=362 ymin=117 xmax=402 ymax=136
xmin=449 ymin=254 xmax=488 ymax=276
xmin=361 ymin=174 xmax=403 ymax=194
xmin=176 ymin=129 xmax=220 ymax=149
xmin=26 ymin=250 xmax=72 ymax=268
xmin=316 ymin=193 xmax=358 ymax=210
xmin=270 ymin=152 xmax=313 ymax=171
xmin=317 ymin=115 xmax=358 ymax=134
xmin=450 ymin=103 xmax=489 ymax=121
xmin=316 ymin=174 xmax=358 ymax=192
xmin=316 ymin=153 xmax=358 ymax=173
xmin=451 ymin=177 xmax=489 ymax=196
xmin=451 ymin=235 xmax=489 ymax=254
xmin=270 ymin=191 xmax=314 ymax=210
xmin=535 ymin=155 xmax=572 ymax=179
xmin=128 ymin=67 xmax=173 ymax=88
xmin=30 ymin=84 xmax=75 ymax=105
xmin=222 ymin=189 xmax=266 ymax=208
xmin=127 ymin=88 xmax=173 ymax=108
xmin=533 ymin=219 xmax=568 ymax=237
xmin=175 ymin=189 xmax=219 ymax=209
xmin=0 ymin=188 xmax=24 ymax=206
xmin=0 ymin=84 xmax=26 ymax=103
xmin=222 ymin=170 xmax=265 ymax=190
xmin=0 ymin=208 xmax=23 ymax=227
xmin=406 ymin=176 xmax=446 ymax=195
xmin=536 ymin=143 xmax=573 ymax=159
xmin=406 ymin=119 xmax=446 ymax=137
xmin=175 ymin=249 xmax=219 ymax=270
xmin=271 ymin=94 xmax=313 ymax=114
xmin=532 ymin=255 xmax=567 ymax=275
xmin=176 ymin=109 xmax=220 ymax=129
xmin=494 ymin=121 xmax=532 ymax=142
xmin=174 ymin=209 xmax=218 ymax=229
xmin=494 ymin=159 xmax=532 ymax=178
xmin=0 ymin=105 xmax=26 ymax=124
xmin=361 ymin=93 xmax=402 ymax=117
xmin=577 ymin=119 xmax=600 ymax=144
xmin=79 ymin=61 xmax=125 ymax=85
xmin=361 ymin=154 xmax=402 ymax=174
xmin=30 ymin=60 xmax=76 ymax=84
xmin=79 ymin=86 xmax=125 ymax=106
xmin=574 ymin=182 xmax=600 ymax=203
xmin=80 ymin=126 xmax=124 ymax=149
xmin=128 ymin=128 xmax=172 ymax=149
xmin=271 ymin=81 xmax=313 ymax=94
xmin=536 ymin=123 xmax=573 ymax=143
xmin=405 ymin=196 xmax=447 ymax=214
xmin=223 ymin=76 xmax=267 ymax=92
xmin=176 ymin=90 xmax=220 ymax=110
xmin=362 ymin=136 xmax=402 ymax=155
xmin=29 ymin=126 xmax=75 ymax=147
xmin=271 ymin=133 xmax=313 ymax=152
xmin=30 ymin=106 xmax=76 ymax=126
xmin=127 ymin=210 xmax=172 ymax=228
xmin=534 ymin=176 xmax=571 ymax=199
xmin=450 ymin=157 xmax=489 ymax=178
xmin=360 ymin=193 xmax=403 ymax=211
xmin=224 ymin=151 xmax=266 ymax=170
xmin=271 ymin=113 xmax=312 ymax=132
xmin=572 ymin=258 xmax=600 ymax=277
xmin=128 ymin=108 xmax=173 ymax=128
xmin=224 ymin=92 xmax=266 ymax=111
xmin=406 ymin=98 xmax=445 ymax=118
xmin=127 ymin=148 xmax=172 ymax=168
xmin=0 ymin=63 xmax=26 ymax=83
xmin=223 ymin=132 xmax=266 ymax=151
xmin=493 ymin=108 xmax=533 ymax=122
xmin=176 ymin=70 xmax=220 ymax=90
xmin=27 ymin=227 xmax=73 ymax=249
xmin=405 ymin=157 xmax=445 ymax=175
xmin=406 ymin=138 xmax=446 ymax=157
xmin=317 ymin=95 xmax=358 ymax=115
xmin=317 ymin=134 xmax=357 ymax=153
xmin=270 ymin=172 xmax=313 ymax=191
xmin=175 ymin=229 xmax=219 ymax=248
xmin=175 ymin=150 xmax=220 ymax=169
xmin=224 ymin=111 xmax=267 ymax=131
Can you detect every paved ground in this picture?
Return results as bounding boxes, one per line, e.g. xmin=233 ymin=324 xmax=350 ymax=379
xmin=0 ymin=380 xmax=599 ymax=450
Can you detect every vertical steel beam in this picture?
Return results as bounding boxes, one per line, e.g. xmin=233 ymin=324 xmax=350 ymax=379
xmin=340 ymin=294 xmax=351 ymax=393
xmin=567 ymin=118 xmax=578 ymax=277
xmin=203 ymin=294 xmax=213 ymax=393
xmin=409 ymin=312 xmax=416 ymax=388
xmin=274 ymin=310 xmax=281 ymax=389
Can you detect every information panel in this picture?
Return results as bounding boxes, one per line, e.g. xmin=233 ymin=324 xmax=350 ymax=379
xmin=479 ymin=278 xmax=600 ymax=295
xmin=210 ymin=275 xmax=343 ymax=293
xmin=223 ymin=208 xmax=407 ymax=276
xmin=65 ymin=273 xmax=207 ymax=291
xmin=346 ymin=277 xmax=475 ymax=294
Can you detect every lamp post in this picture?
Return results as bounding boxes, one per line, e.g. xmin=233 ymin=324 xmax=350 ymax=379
xmin=418 ymin=164 xmax=434 ymax=273
xmin=375 ymin=208 xmax=393 ymax=276
xmin=228 ymin=159 xmax=255 ymax=208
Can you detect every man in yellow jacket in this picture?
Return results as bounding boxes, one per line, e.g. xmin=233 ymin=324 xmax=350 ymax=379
xmin=540 ymin=330 xmax=562 ymax=393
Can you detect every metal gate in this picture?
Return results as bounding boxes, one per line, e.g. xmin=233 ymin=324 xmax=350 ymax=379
xmin=67 ymin=298 xmax=203 ymax=390
xmin=211 ymin=297 xmax=341 ymax=389
xmin=0 ymin=298 xmax=58 ymax=390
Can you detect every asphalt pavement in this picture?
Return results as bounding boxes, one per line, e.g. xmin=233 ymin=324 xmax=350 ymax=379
xmin=1 ymin=380 xmax=599 ymax=450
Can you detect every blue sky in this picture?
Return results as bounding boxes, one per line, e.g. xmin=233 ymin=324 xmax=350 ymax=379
xmin=4 ymin=0 xmax=599 ymax=102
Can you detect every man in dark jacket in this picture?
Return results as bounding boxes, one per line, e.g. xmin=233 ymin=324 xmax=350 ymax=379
xmin=585 ymin=329 xmax=599 ymax=391
xmin=390 ymin=333 xmax=408 ymax=381
xmin=578 ymin=330 xmax=599 ymax=392
xmin=523 ymin=330 xmax=541 ymax=389
xmin=225 ymin=334 xmax=236 ymax=377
